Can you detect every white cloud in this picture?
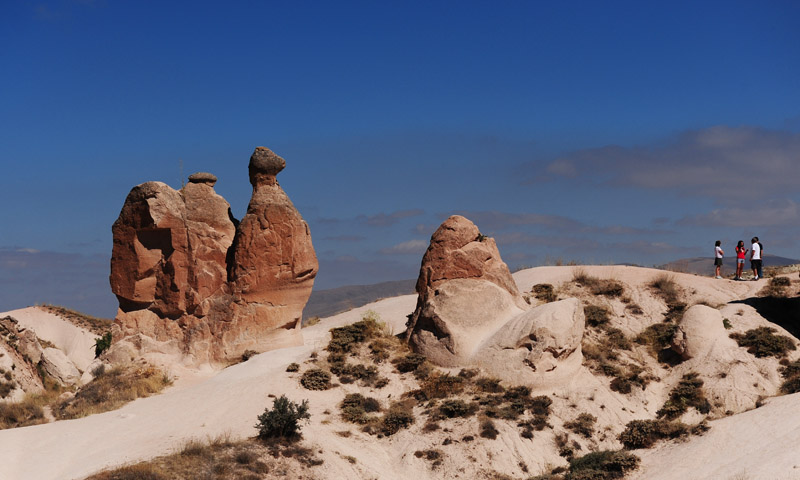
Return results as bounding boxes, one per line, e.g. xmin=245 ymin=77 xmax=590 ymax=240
xmin=378 ymin=239 xmax=428 ymax=255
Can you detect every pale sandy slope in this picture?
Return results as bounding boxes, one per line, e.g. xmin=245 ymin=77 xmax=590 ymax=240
xmin=0 ymin=295 xmax=418 ymax=480
xmin=1 ymin=266 xmax=798 ymax=480
xmin=4 ymin=307 xmax=98 ymax=371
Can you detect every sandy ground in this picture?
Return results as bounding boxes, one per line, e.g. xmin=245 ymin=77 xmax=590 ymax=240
xmin=1 ymin=266 xmax=798 ymax=480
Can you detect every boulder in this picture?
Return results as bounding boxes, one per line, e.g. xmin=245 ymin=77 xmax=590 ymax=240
xmin=40 ymin=348 xmax=81 ymax=386
xmin=406 ymin=215 xmax=527 ymax=366
xmin=109 ymin=147 xmax=317 ymax=364
xmin=476 ymin=298 xmax=585 ymax=385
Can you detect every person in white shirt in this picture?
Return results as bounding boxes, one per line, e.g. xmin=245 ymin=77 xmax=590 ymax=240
xmin=714 ymin=240 xmax=724 ymax=279
xmin=750 ymin=237 xmax=762 ymax=280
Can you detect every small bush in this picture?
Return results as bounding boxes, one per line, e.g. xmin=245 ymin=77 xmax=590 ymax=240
xmin=590 ymin=279 xmax=624 ymax=297
xmin=381 ymin=408 xmax=415 ymax=436
xmin=0 ymin=399 xmax=45 ymax=430
xmin=584 ymin=305 xmax=610 ymax=327
xmin=532 ymin=284 xmax=557 ymax=303
xmin=475 ymin=376 xmax=505 ymax=393
xmin=285 ymin=363 xmax=300 ymax=372
xmin=300 ymin=368 xmax=331 ymax=390
xmin=567 ymin=450 xmax=640 ymax=479
xmin=438 ymin=399 xmax=478 ymax=418
xmin=419 ymin=373 xmax=464 ymax=399
xmin=565 ymin=413 xmax=597 ymax=438
xmin=255 ymin=395 xmax=310 ymax=440
xmin=657 ymin=372 xmax=711 ymax=419
xmin=730 ymin=327 xmax=797 ymax=358
xmin=394 ymin=353 xmax=427 ymax=373
xmin=480 ymin=418 xmax=499 ymax=439
xmin=340 ymin=393 xmax=381 ymax=424
xmin=618 ymin=419 xmax=688 ymax=449
xmin=327 ymin=313 xmax=384 ymax=353
xmin=635 ymin=323 xmax=678 ymax=355
xmin=780 ymin=360 xmax=800 ymax=394
xmin=604 ymin=328 xmax=631 ymax=350
xmin=94 ymin=332 xmax=112 ymax=358
xmin=649 ymin=274 xmax=680 ymax=304
xmin=609 ymin=365 xmax=651 ymax=394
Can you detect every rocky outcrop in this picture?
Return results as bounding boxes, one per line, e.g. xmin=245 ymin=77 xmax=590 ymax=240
xmin=476 ymin=298 xmax=585 ymax=385
xmin=406 ymin=215 xmax=528 ymax=366
xmin=40 ymin=348 xmax=81 ymax=386
xmin=110 ymin=147 xmax=317 ymax=364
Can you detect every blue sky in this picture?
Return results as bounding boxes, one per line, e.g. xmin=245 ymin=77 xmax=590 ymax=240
xmin=2 ymin=0 xmax=799 ymax=317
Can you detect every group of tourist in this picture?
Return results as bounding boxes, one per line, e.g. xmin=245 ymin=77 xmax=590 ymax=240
xmin=714 ymin=237 xmax=763 ymax=281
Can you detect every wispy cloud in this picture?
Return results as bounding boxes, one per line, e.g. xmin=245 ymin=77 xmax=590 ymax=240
xmin=540 ymin=126 xmax=800 ymax=204
xmin=378 ymin=239 xmax=428 ymax=255
xmin=677 ymin=199 xmax=800 ymax=228
xmin=450 ymin=210 xmax=670 ymax=236
xmin=357 ymin=209 xmax=424 ymax=227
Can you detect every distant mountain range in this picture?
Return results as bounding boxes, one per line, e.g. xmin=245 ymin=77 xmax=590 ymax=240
xmin=304 ymin=254 xmax=800 ymax=321
xmin=304 ymin=279 xmax=415 ymax=320
xmin=658 ymin=254 xmax=800 ymax=276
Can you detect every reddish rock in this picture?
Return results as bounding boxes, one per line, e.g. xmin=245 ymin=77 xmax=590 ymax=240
xmin=109 ymin=147 xmax=317 ymax=363
xmin=406 ymin=215 xmax=527 ymax=366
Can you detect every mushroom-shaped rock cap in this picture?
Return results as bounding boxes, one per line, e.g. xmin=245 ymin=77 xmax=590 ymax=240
xmin=188 ymin=172 xmax=218 ymax=185
xmin=249 ymin=147 xmax=285 ymax=186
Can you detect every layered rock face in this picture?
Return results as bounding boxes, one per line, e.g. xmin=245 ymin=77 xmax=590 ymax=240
xmin=110 ymin=148 xmax=317 ymax=363
xmin=406 ymin=215 xmax=528 ymax=366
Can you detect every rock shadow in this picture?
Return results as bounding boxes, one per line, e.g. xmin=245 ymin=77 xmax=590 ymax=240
xmin=731 ymin=296 xmax=800 ymax=340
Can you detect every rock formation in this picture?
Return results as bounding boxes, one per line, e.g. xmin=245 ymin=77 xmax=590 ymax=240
xmin=109 ymin=147 xmax=317 ymax=363
xmin=406 ymin=215 xmax=528 ymax=366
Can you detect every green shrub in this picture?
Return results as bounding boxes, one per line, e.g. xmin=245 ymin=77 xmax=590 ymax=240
xmin=584 ymin=305 xmax=610 ymax=327
xmin=327 ymin=319 xmax=381 ymax=353
xmin=255 ymin=395 xmax=310 ymax=440
xmin=618 ymin=419 xmax=688 ymax=449
xmin=656 ymin=372 xmax=711 ymax=419
xmin=730 ymin=327 xmax=797 ymax=358
xmin=300 ymin=368 xmax=331 ymax=390
xmin=604 ymin=328 xmax=631 ymax=350
xmin=94 ymin=332 xmax=112 ymax=358
xmin=565 ymin=413 xmax=597 ymax=438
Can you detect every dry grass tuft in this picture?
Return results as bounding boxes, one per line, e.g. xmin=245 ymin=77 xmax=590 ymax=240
xmin=39 ymin=304 xmax=112 ymax=336
xmin=55 ymin=365 xmax=171 ymax=420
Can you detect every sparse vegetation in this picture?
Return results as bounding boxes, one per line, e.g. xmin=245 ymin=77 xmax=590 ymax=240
xmin=584 ymin=305 xmax=610 ymax=327
xmin=285 ymin=362 xmax=300 ymax=372
xmin=532 ymin=283 xmax=557 ymax=303
xmin=779 ymin=360 xmax=800 ymax=394
xmin=761 ymin=276 xmax=792 ymax=297
xmin=648 ymin=274 xmax=681 ymax=304
xmin=437 ymin=399 xmax=478 ymax=418
xmin=564 ymin=413 xmax=597 ymax=438
xmin=300 ymin=368 xmax=332 ymax=390
xmin=730 ymin=327 xmax=797 ymax=358
xmin=656 ymin=372 xmax=711 ymax=419
xmin=572 ymin=269 xmax=624 ymax=297
xmin=93 ymin=332 xmax=113 ymax=358
xmin=39 ymin=304 xmax=113 ymax=336
xmin=635 ymin=322 xmax=679 ymax=359
xmin=564 ymin=449 xmax=640 ymax=480
xmin=55 ymin=364 xmax=172 ymax=420
xmin=240 ymin=349 xmax=257 ymax=362
xmin=380 ymin=404 xmax=415 ymax=436
xmin=339 ymin=393 xmax=381 ymax=424
xmin=618 ymin=419 xmax=689 ymax=449
xmin=86 ymin=434 xmax=323 ymax=479
xmin=480 ymin=417 xmax=499 ymax=439
xmin=414 ymin=448 xmax=444 ymax=468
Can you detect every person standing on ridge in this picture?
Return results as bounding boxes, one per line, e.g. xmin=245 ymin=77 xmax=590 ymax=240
xmin=714 ymin=240 xmax=724 ymax=279
xmin=757 ymin=238 xmax=764 ymax=279
xmin=750 ymin=237 xmax=762 ymax=281
xmin=734 ymin=240 xmax=747 ymax=280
